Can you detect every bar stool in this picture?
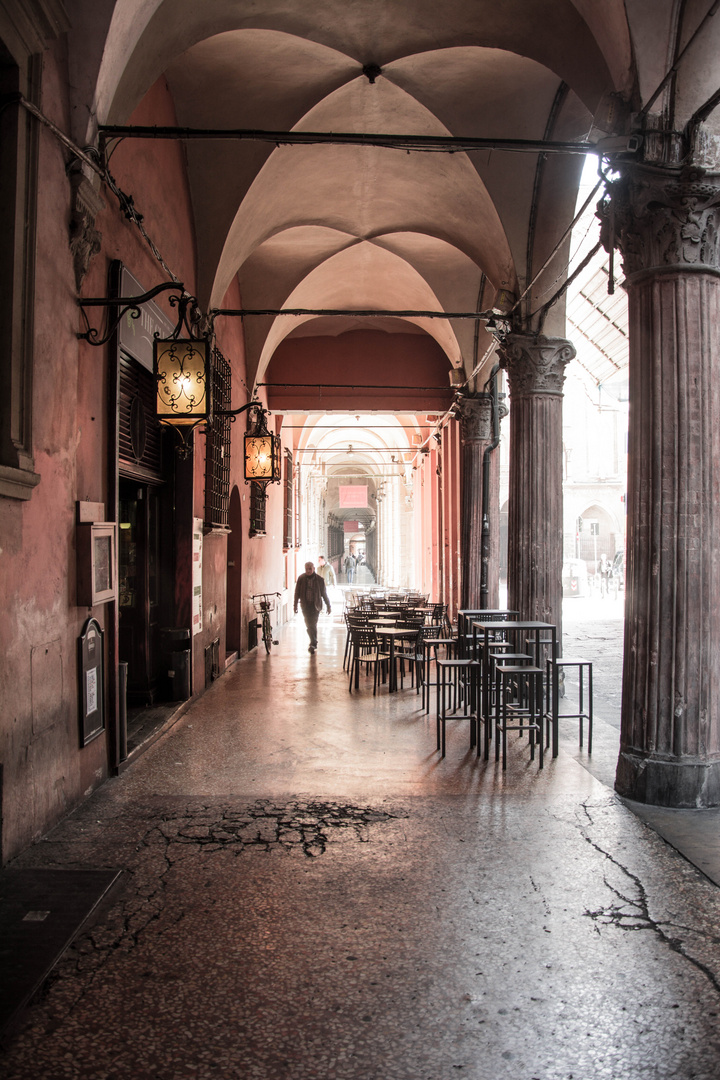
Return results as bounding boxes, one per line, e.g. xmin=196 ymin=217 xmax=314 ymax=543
xmin=435 ymin=657 xmax=480 ymax=758
xmin=423 ymin=636 xmax=456 ymax=712
xmin=494 ymin=664 xmax=544 ymax=769
xmin=546 ymin=657 xmax=593 ymax=752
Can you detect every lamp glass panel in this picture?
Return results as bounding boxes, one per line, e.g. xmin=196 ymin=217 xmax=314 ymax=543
xmin=155 ymin=339 xmax=208 ymax=422
xmin=244 ymin=433 xmax=275 ymax=481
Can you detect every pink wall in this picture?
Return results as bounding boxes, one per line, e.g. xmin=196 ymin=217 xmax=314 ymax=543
xmin=0 ymin=61 xmax=285 ymax=862
xmin=266 ymin=331 xmax=454 ymax=413
xmin=0 ymin=42 xmax=104 ymax=861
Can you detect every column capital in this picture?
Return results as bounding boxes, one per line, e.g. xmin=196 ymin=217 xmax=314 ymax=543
xmin=455 ymin=394 xmax=493 ymax=444
xmin=499 ymin=334 xmax=575 ymax=398
xmin=599 ymin=165 xmax=720 ymax=280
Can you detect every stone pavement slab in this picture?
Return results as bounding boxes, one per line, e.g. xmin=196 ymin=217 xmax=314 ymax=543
xmin=2 ymin=611 xmax=720 ymax=1079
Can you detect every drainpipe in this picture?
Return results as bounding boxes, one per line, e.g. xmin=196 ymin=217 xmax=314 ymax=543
xmin=480 ymin=365 xmax=502 ymax=607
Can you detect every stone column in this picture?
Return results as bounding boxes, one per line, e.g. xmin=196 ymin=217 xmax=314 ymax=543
xmin=602 ymin=166 xmax=720 ymax=807
xmin=457 ymin=395 xmax=498 ymax=608
xmin=500 ymin=334 xmax=574 ymax=640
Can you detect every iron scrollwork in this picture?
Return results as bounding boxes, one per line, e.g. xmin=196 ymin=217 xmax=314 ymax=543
xmin=77 ymin=280 xmax=183 ymax=346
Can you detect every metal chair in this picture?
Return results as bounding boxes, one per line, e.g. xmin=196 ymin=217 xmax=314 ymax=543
xmin=343 ymin=612 xmax=369 ymax=670
xmin=395 ymin=623 xmax=444 ymax=694
xmin=348 ymin=627 xmax=391 ymax=695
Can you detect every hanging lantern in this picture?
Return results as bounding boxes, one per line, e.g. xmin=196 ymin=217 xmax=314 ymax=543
xmin=244 ymin=407 xmax=281 ymax=488
xmin=154 ymin=337 xmax=209 ymax=425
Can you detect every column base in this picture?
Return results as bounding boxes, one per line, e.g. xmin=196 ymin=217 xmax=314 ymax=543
xmin=615 ymin=751 xmax=720 ymax=808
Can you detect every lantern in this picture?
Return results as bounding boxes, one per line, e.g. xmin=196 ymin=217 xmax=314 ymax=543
xmin=154 ymin=337 xmax=209 ymax=425
xmin=244 ymin=407 xmax=281 ymax=487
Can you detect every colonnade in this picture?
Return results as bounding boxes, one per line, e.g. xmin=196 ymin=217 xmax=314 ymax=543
xmin=476 ymin=161 xmax=720 ymax=808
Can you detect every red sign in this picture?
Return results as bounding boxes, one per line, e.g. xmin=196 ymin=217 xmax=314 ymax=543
xmin=339 ymin=485 xmax=367 ymax=508
xmin=343 ymin=521 xmax=360 ymax=532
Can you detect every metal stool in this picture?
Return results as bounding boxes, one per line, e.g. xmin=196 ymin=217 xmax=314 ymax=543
xmin=547 ymin=657 xmax=593 ymax=752
xmin=435 ymin=658 xmax=479 ymax=758
xmin=422 ymin=636 xmax=455 ymax=712
xmin=494 ymin=664 xmax=544 ymax=769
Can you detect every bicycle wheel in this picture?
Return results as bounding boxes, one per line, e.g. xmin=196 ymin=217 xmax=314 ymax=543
xmin=262 ymin=611 xmax=272 ymax=653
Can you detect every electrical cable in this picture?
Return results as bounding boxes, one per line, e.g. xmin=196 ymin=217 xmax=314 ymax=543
xmin=16 ymin=95 xmax=183 ymax=286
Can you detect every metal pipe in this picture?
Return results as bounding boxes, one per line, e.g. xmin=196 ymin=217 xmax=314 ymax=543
xmin=638 ymin=0 xmax=720 ymax=119
xmin=218 ymin=307 xmax=493 ymax=320
xmin=480 ymin=366 xmax=502 ymax=607
xmin=118 ymin=662 xmax=128 ymax=764
xmin=99 ymin=124 xmax=594 ymax=156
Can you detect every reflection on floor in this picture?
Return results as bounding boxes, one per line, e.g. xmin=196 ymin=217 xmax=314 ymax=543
xmin=2 ymin=611 xmax=720 ymax=1079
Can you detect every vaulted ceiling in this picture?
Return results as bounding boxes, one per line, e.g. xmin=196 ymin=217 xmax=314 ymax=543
xmin=73 ymin=1 xmax=720 ymax=402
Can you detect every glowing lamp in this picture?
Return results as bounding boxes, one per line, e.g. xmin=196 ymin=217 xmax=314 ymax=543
xmin=244 ymin=407 xmax=281 ymax=486
xmin=154 ymin=338 xmax=209 ymax=424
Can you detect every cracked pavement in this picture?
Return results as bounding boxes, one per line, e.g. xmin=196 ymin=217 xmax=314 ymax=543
xmin=2 ymin=613 xmax=720 ymax=1079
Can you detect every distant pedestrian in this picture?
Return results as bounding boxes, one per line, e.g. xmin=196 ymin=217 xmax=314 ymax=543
xmin=294 ymin=562 xmax=331 ymax=653
xmin=598 ymin=553 xmax=611 ymax=597
xmin=344 ymin=553 xmax=356 ymax=583
xmin=316 ymin=555 xmax=336 ymax=589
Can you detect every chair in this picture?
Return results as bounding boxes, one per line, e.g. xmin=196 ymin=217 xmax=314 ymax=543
xmin=430 ymin=603 xmax=452 ymax=636
xmin=343 ymin=612 xmax=369 ymax=670
xmin=395 ymin=623 xmax=444 ymax=693
xmin=348 ymin=627 xmax=391 ymax=695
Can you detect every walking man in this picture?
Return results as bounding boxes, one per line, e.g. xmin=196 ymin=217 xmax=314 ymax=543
xmin=294 ymin=561 xmax=332 ymax=653
xmin=316 ymin=555 xmax=336 ymax=589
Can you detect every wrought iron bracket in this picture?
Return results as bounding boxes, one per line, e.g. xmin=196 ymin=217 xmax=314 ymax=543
xmin=214 ymin=400 xmax=264 ymax=423
xmin=77 ymin=280 xmax=184 ymax=346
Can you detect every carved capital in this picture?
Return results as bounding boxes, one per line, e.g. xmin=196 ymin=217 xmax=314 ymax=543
xmin=456 ymin=395 xmax=493 ymax=444
xmin=599 ymin=166 xmax=720 ymax=278
xmin=500 ymin=334 xmax=575 ymax=398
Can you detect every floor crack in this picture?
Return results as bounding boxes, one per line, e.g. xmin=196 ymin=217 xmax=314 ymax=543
xmin=581 ymin=831 xmax=720 ymax=996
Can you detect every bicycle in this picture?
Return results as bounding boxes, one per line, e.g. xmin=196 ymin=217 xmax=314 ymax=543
xmin=251 ymin=592 xmax=281 ymax=653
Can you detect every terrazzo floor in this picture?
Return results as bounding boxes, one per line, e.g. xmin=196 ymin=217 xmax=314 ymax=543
xmin=2 ymin=606 xmax=720 ymax=1079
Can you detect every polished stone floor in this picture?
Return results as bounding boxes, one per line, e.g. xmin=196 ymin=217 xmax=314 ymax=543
xmin=2 ymin=608 xmax=720 ymax=1079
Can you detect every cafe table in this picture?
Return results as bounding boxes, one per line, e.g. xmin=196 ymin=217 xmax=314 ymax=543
xmin=471 ymin=619 xmax=559 ymax=757
xmin=456 ymin=609 xmax=518 ymax=656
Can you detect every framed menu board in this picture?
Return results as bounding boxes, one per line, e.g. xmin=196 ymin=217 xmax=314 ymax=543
xmin=79 ymin=617 xmax=105 ymax=746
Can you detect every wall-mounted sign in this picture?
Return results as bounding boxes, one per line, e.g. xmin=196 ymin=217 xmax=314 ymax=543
xmin=339 ymin=485 xmax=367 ymax=508
xmin=79 ymin=617 xmax=105 ymax=746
